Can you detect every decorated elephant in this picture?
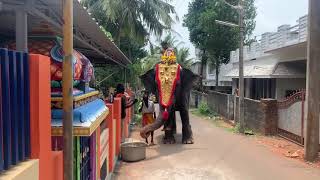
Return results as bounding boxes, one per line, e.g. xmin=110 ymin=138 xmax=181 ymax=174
xmin=140 ymin=48 xmax=198 ymax=144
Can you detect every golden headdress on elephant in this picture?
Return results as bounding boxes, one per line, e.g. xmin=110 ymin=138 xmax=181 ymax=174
xmin=156 ymin=48 xmax=180 ymax=120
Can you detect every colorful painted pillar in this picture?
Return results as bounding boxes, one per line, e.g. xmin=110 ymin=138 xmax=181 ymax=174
xmin=113 ymin=98 xmax=121 ymax=156
xmin=29 ymin=54 xmax=63 ymax=180
xmin=51 ymin=95 xmax=109 ymax=180
xmin=106 ymin=103 xmax=115 ymax=173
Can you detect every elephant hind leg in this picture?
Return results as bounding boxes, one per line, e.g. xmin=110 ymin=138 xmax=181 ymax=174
xmin=179 ymin=109 xmax=194 ymax=144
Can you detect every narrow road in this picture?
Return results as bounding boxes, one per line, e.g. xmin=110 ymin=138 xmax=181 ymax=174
xmin=114 ymin=109 xmax=320 ymax=180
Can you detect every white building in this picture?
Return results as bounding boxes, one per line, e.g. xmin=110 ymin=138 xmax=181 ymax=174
xmin=190 ymin=60 xmax=202 ymax=75
xmin=217 ymin=15 xmax=308 ymax=100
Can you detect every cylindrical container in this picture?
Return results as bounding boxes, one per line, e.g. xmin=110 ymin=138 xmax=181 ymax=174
xmin=120 ymin=141 xmax=147 ymax=162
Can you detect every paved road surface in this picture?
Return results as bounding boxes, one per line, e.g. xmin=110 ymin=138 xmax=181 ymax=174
xmin=114 ymin=110 xmax=320 ymax=180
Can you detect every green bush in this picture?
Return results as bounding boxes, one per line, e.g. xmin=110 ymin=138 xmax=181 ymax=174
xmin=134 ymin=114 xmax=142 ymax=126
xmin=233 ymin=123 xmax=241 ymax=133
xmin=198 ymin=102 xmax=211 ymax=115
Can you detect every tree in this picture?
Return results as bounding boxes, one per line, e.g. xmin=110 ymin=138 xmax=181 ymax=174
xmin=81 ymin=0 xmax=178 ymax=91
xmin=82 ymin=0 xmax=177 ymax=46
xmin=141 ymin=34 xmax=193 ymax=75
xmin=176 ymin=47 xmax=193 ymax=68
xmin=183 ymin=0 xmax=256 ymax=90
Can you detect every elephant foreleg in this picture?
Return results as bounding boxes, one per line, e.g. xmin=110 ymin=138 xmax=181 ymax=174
xmin=163 ymin=130 xmax=176 ymax=144
xmin=180 ymin=108 xmax=194 ymax=144
xmin=162 ymin=109 xmax=176 ymax=144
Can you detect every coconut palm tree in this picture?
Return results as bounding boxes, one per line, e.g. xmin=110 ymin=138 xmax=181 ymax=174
xmin=82 ymin=0 xmax=177 ymax=46
xmin=141 ymin=34 xmax=193 ymax=74
xmin=176 ymin=47 xmax=193 ymax=68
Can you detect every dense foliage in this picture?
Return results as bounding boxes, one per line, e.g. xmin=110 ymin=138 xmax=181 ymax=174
xmin=141 ymin=34 xmax=194 ymax=73
xmin=81 ymin=0 xmax=180 ymax=93
xmin=82 ymin=0 xmax=177 ymax=45
xmin=183 ymin=0 xmax=256 ymax=88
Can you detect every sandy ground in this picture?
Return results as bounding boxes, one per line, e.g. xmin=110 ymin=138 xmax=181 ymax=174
xmin=113 ymin=110 xmax=320 ymax=180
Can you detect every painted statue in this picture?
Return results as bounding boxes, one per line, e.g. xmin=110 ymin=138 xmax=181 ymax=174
xmin=140 ymin=47 xmax=198 ymax=144
xmin=7 ymin=36 xmax=94 ymax=96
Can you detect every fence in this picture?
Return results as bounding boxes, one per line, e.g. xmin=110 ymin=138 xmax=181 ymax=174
xmin=207 ymin=91 xmax=234 ymax=120
xmin=191 ymin=91 xmax=278 ymax=135
xmin=0 ymin=49 xmax=30 ymax=172
xmin=277 ymin=91 xmax=306 ymax=145
xmin=192 ymin=90 xmax=319 ymax=146
xmin=190 ymin=91 xmax=208 ymax=108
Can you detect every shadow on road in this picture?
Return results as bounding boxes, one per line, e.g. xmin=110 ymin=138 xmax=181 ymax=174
xmin=142 ymin=133 xmax=208 ymax=162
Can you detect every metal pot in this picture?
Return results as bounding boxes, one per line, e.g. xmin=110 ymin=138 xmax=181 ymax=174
xmin=121 ymin=141 xmax=147 ymax=162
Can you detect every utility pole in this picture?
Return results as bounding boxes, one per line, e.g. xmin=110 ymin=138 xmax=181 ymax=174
xmin=62 ymin=0 xmax=74 ymax=179
xmin=216 ymin=0 xmax=245 ymax=133
xmin=238 ymin=0 xmax=245 ymax=133
xmin=305 ymin=0 xmax=320 ymax=162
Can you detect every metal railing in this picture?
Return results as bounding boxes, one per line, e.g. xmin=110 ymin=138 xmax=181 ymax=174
xmin=0 ymin=48 xmax=30 ymax=172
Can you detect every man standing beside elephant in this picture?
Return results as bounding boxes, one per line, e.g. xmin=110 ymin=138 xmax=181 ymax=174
xmin=140 ymin=47 xmax=198 ymax=144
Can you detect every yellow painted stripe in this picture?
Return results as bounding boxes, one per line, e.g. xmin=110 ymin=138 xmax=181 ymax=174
xmin=51 ymin=91 xmax=100 ymax=102
xmin=51 ymin=108 xmax=109 ymax=136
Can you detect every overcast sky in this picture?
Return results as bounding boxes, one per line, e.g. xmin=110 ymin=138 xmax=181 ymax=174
xmin=170 ymin=0 xmax=308 ymax=59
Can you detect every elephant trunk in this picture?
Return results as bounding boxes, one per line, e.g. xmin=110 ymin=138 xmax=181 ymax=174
xmin=140 ymin=116 xmax=164 ymax=138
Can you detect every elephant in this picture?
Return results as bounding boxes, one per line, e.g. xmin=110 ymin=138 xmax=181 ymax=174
xmin=140 ymin=63 xmax=198 ymax=144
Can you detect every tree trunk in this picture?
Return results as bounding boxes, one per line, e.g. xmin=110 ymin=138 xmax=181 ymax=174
xmin=199 ymin=49 xmax=207 ymax=92
xmin=215 ymin=59 xmax=220 ymax=91
xmin=200 ymin=60 xmax=204 ymax=91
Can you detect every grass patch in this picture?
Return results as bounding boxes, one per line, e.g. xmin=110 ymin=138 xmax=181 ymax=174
xmin=230 ymin=123 xmax=255 ymax=135
xmin=198 ymin=102 xmax=211 ymax=115
xmin=190 ymin=105 xmax=235 ymax=132
xmin=191 ymin=105 xmax=255 ymax=135
xmin=191 ymin=102 xmax=217 ymax=118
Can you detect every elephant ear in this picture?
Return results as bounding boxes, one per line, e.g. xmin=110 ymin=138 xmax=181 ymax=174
xmin=181 ymin=68 xmax=199 ymax=92
xmin=140 ymin=69 xmax=157 ymax=95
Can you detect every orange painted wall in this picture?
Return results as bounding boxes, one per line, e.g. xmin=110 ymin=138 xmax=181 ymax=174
xmin=29 ymin=54 xmax=53 ymax=180
xmin=113 ymin=98 xmax=121 ymax=156
xmin=106 ymin=103 xmax=114 ymax=172
xmin=96 ymin=127 xmax=101 ymax=179
xmin=125 ymin=108 xmax=129 ymax=138
xmin=52 ymin=151 xmax=63 ymax=180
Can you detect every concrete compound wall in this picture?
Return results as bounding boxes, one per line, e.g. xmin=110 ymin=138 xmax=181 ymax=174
xmin=191 ymin=91 xmax=278 ymax=135
xmin=278 ymin=101 xmax=303 ymax=136
xmin=207 ymin=91 xmax=234 ymax=120
xmin=278 ymin=99 xmax=320 ymax=144
xmin=192 ymin=90 xmax=318 ymax=143
xmin=190 ymin=91 xmax=208 ymax=108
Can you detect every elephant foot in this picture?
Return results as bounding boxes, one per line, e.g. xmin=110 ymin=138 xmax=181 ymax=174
xmin=182 ymin=125 xmax=194 ymax=144
xmin=163 ymin=136 xmax=176 ymax=144
xmin=173 ymin=128 xmax=177 ymax=135
xmin=182 ymin=137 xmax=194 ymax=144
xmin=163 ymin=130 xmax=176 ymax=144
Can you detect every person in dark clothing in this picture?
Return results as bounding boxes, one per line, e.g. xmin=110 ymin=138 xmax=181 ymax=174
xmin=115 ymin=84 xmax=137 ymax=142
